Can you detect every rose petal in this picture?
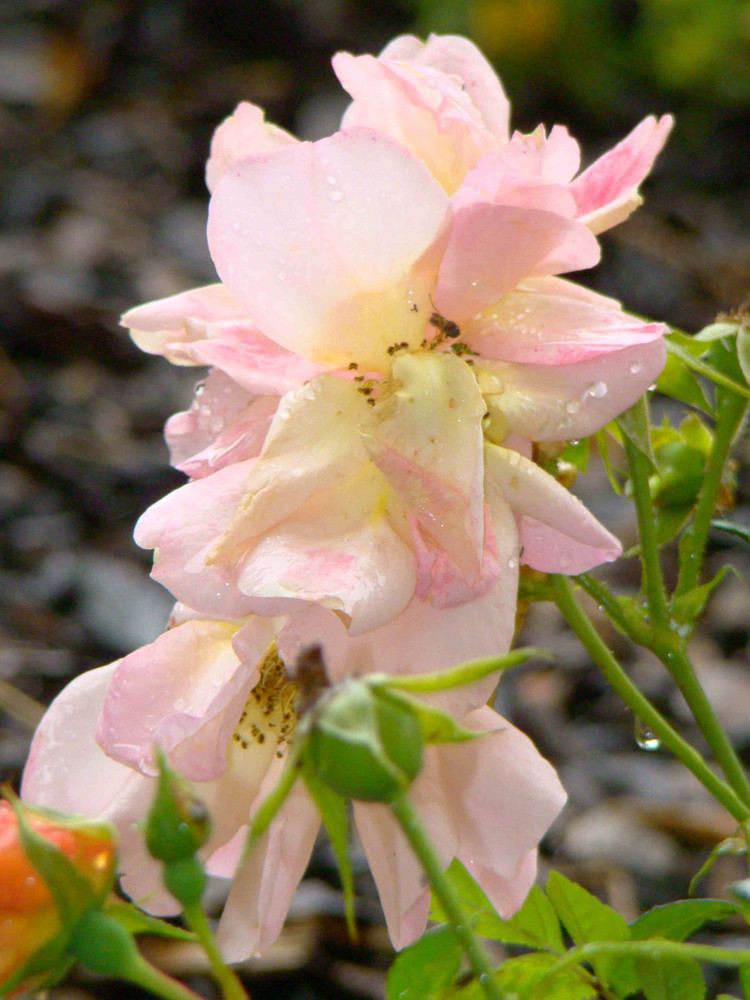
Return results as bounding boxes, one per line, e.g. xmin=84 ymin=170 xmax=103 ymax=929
xmin=335 ymin=51 xmax=497 ymax=193
xmin=122 ymin=284 xmax=247 ymax=358
xmin=366 ymin=352 xmax=486 ymax=576
xmin=477 ymin=333 xmax=666 ymax=442
xmin=435 ymin=202 xmax=600 ymax=320
xmin=22 ymin=663 xmax=177 ymax=916
xmin=485 ymin=443 xmax=622 ymax=572
xmin=464 ymin=276 xmax=666 ymax=365
xmin=206 ymin=101 xmax=297 ymax=193
xmin=216 ymin=781 xmax=320 ymax=960
xmin=571 ymin=115 xmax=673 ymax=235
xmin=378 ymin=34 xmax=511 ymax=143
xmin=208 ymin=129 xmax=449 ymax=371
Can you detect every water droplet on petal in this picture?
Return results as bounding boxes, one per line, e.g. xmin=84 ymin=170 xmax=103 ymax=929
xmin=328 ymin=189 xmax=344 ymax=202
xmin=585 ymin=380 xmax=608 ymax=398
xmin=508 ymin=555 xmax=519 ymax=570
xmin=634 ymin=718 xmax=661 ymax=751
xmin=565 ymin=400 xmax=581 ymax=414
xmin=174 ymin=698 xmax=188 ymax=712
xmin=629 ymin=361 xmax=643 ymax=375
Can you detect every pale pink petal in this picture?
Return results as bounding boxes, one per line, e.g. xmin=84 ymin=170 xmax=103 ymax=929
xmin=571 ymin=115 xmax=673 ymax=234
xmin=95 ymin=619 xmax=262 ymax=780
xmin=464 ymin=276 xmax=666 ymax=365
xmin=335 ymin=52 xmax=497 ymax=193
xmin=166 ymin=371 xmax=279 ymax=479
xmin=355 ymin=706 xmax=565 ymax=949
xmin=22 ymin=663 xmax=178 ymax=916
xmin=476 ymin=335 xmax=666 ymax=441
xmin=234 ymin=463 xmax=416 ymax=633
xmin=276 ymin=485 xmax=519 ymax=720
xmin=122 ymin=284 xmax=247 ymax=357
xmin=466 ymin=848 xmax=539 ymax=920
xmin=434 ymin=203 xmax=600 ymax=320
xmin=135 ymin=459 xmax=259 ymax=618
xmin=138 ymin=377 xmax=373 ymax=616
xmin=206 ymin=102 xmax=297 ymax=193
xmin=453 ymin=166 xmax=577 ymax=217
xmin=378 ymin=34 xmax=511 ymax=142
xmin=173 ymin=326 xmax=325 ymax=395
xmin=488 ymin=125 xmax=581 ymax=184
xmin=208 ymin=130 xmax=449 ymax=371
xmin=366 ymin=352 xmax=485 ymax=577
xmin=485 ymin=444 xmax=621 ymax=572
xmin=216 ymin=781 xmax=320 ymax=960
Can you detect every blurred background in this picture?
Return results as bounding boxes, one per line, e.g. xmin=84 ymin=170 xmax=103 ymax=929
xmin=2 ymin=1 xmax=750 ymax=997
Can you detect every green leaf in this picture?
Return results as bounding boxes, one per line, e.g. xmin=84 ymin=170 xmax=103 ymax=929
xmin=497 ymin=952 xmax=596 ymax=1000
xmin=302 ymin=769 xmax=357 ymax=939
xmin=694 ymin=323 xmax=741 ymax=343
xmin=711 ymin=520 xmax=750 ymax=544
xmin=545 ymin=871 xmax=636 ymax=991
xmin=377 ymin=688 xmax=481 ymax=745
xmin=104 ymin=899 xmax=196 ymax=940
xmin=430 ymin=862 xmax=564 ymax=951
xmin=386 ymin=924 xmax=462 ymax=1000
xmin=671 ymin=565 xmax=737 ymax=625
xmin=617 ymin=396 xmax=656 ymax=469
xmin=740 ymin=964 xmax=750 ymax=998
xmin=635 ymin=954 xmax=705 ymax=1000
xmin=657 ymin=352 xmax=713 ymax=413
xmin=737 ymin=326 xmax=750 ymax=385
xmin=11 ymin=799 xmax=100 ymax=925
xmin=666 ymin=340 xmax=750 ymax=400
xmin=631 ymin=900 xmax=741 ymax=942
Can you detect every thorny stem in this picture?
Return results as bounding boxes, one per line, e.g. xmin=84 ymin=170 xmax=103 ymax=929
xmin=552 ymin=576 xmax=750 ymax=823
xmin=182 ymin=902 xmax=250 ymax=1000
xmin=390 ymin=791 xmax=505 ymax=1000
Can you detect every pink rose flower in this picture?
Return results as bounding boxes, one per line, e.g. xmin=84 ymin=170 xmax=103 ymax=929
xmin=22 ymin=605 xmax=566 ymax=956
xmin=121 ymin=34 xmax=671 ymax=653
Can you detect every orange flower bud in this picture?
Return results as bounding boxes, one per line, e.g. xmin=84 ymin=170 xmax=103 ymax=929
xmin=0 ymin=801 xmax=116 ymax=990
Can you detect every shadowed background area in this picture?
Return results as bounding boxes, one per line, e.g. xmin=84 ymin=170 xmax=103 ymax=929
xmin=2 ymin=1 xmax=750 ymax=997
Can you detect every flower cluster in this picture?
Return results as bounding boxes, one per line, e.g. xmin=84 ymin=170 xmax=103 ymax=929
xmin=23 ymin=34 xmax=670 ymax=959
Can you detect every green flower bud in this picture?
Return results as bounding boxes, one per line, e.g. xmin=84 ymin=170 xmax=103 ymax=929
xmin=651 ymin=441 xmax=705 ymax=508
xmin=145 ymin=750 xmax=211 ymax=864
xmin=163 ymin=857 xmax=207 ymax=907
xmin=307 ymin=681 xmax=423 ymax=802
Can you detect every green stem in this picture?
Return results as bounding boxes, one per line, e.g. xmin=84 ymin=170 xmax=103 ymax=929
xmin=182 ymin=903 xmax=249 ymax=1000
xmin=390 ymin=791 xmax=504 ymax=1000
xmin=676 ymin=387 xmax=747 ymax=597
xmin=543 ymin=936 xmax=750 ymax=986
xmin=659 ymin=647 xmax=750 ymax=809
xmin=622 ymin=435 xmax=669 ymax=625
xmin=552 ymin=576 xmax=749 ymax=823
xmin=124 ymin=952 xmax=208 ymax=1000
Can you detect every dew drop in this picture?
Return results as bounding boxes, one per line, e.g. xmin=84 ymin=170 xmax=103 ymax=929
xmin=585 ymin=380 xmax=608 ymax=398
xmin=565 ymin=399 xmax=581 ymax=414
xmin=629 ymin=361 xmax=643 ymax=375
xmin=24 ymin=876 xmax=37 ymax=888
xmin=634 ymin=718 xmax=661 ymax=751
xmin=328 ymin=189 xmax=344 ymax=202
xmin=508 ymin=555 xmax=519 ymax=570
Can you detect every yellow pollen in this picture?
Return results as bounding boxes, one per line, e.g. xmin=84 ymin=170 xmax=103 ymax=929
xmin=232 ymin=645 xmax=299 ymax=758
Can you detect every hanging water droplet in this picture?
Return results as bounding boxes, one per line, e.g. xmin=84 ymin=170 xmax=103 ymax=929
xmin=634 ymin=718 xmax=661 ymax=751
